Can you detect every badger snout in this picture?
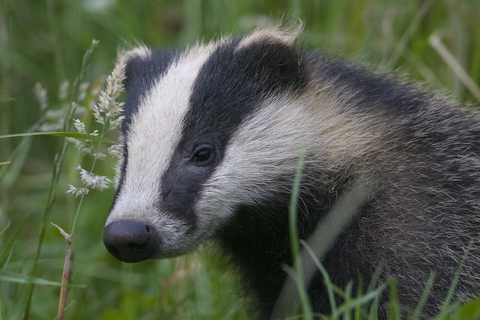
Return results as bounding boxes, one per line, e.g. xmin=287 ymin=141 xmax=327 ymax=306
xmin=103 ymin=219 xmax=159 ymax=263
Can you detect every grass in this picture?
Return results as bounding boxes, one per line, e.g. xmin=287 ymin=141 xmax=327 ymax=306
xmin=1 ymin=0 xmax=480 ymax=319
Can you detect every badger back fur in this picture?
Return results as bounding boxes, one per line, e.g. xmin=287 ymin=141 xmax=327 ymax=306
xmin=103 ymin=25 xmax=480 ymax=318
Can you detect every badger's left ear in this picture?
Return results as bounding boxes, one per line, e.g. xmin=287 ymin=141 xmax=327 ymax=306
xmin=116 ymin=45 xmax=179 ymax=95
xmin=234 ymin=24 xmax=306 ymax=93
xmin=117 ymin=45 xmax=152 ymax=67
xmin=116 ymin=46 xmax=152 ymax=89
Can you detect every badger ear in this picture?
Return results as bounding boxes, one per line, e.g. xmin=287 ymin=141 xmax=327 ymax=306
xmin=236 ymin=22 xmax=304 ymax=50
xmin=117 ymin=45 xmax=152 ymax=66
xmin=116 ymin=45 xmax=152 ymax=88
xmin=233 ymin=23 xmax=306 ymax=93
xmin=116 ymin=45 xmax=178 ymax=93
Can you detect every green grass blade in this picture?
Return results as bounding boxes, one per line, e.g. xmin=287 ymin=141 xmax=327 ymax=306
xmin=289 ymin=144 xmax=307 ymax=264
xmin=0 ymin=132 xmax=116 ymax=144
xmin=336 ymin=282 xmax=389 ymax=316
xmin=383 ymin=0 xmax=434 ymax=70
xmin=0 ymin=270 xmax=84 ymax=287
xmin=1 ymin=213 xmax=30 ymax=269
xmin=411 ymin=272 xmax=437 ymax=320
xmin=281 ymin=265 xmax=314 ymax=320
xmin=434 ymin=241 xmax=474 ymax=320
xmin=271 ymin=144 xmax=311 ymax=320
xmin=429 ymin=32 xmax=480 ymax=101
xmin=0 ymin=95 xmax=14 ymax=101
xmin=450 ymin=298 xmax=480 ymax=320
xmin=387 ymin=278 xmax=401 ymax=320
xmin=289 ymin=145 xmax=311 ymax=319
xmin=301 ymin=241 xmax=338 ymax=316
xmin=0 ymin=135 xmax=32 ymax=191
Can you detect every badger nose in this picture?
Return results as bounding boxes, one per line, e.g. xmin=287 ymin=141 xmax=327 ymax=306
xmin=103 ymin=219 xmax=159 ymax=263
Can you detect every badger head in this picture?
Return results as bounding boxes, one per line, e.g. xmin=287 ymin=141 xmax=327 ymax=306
xmin=103 ymin=26 xmax=317 ymax=263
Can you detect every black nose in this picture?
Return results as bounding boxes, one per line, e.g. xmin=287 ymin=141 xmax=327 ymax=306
xmin=103 ymin=219 xmax=159 ymax=263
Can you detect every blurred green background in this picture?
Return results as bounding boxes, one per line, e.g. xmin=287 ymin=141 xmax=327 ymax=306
xmin=1 ymin=0 xmax=480 ymax=319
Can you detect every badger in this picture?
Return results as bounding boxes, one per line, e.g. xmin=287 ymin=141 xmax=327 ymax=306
xmin=103 ymin=25 xmax=480 ymax=318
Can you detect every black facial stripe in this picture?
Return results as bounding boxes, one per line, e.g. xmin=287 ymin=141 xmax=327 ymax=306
xmin=111 ymin=141 xmax=128 ymax=207
xmin=121 ymin=48 xmax=179 ymax=136
xmin=159 ymin=36 xmax=308 ymax=229
xmin=184 ymin=37 xmax=307 ymax=145
xmin=112 ymin=48 xmax=179 ymax=210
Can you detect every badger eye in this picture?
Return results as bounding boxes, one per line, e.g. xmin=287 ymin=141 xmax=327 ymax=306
xmin=193 ymin=149 xmax=211 ymax=162
xmin=192 ymin=147 xmax=215 ymax=165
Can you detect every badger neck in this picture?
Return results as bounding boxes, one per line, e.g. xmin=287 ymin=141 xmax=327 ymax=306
xmin=215 ymin=166 xmax=367 ymax=317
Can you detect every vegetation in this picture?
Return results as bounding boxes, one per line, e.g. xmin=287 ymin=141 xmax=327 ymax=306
xmin=1 ymin=0 xmax=480 ymax=319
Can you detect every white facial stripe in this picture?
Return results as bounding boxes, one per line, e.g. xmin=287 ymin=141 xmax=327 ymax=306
xmin=107 ymin=45 xmax=215 ymax=225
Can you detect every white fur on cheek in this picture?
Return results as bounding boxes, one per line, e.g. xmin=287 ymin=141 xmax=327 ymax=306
xmin=194 ymin=90 xmax=382 ymax=231
xmin=193 ymin=96 xmax=312 ymax=231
